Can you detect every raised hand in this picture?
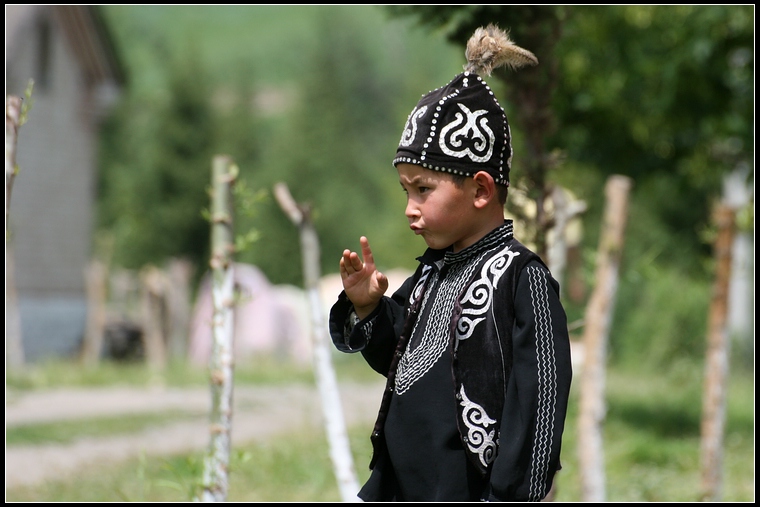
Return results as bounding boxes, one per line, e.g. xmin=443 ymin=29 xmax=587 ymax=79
xmin=339 ymin=236 xmax=389 ymax=319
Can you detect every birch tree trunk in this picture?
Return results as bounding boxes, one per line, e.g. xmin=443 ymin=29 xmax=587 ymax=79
xmin=578 ymin=175 xmax=632 ymax=502
xmin=6 ymin=94 xmax=23 ymax=230
xmin=6 ymin=245 xmax=24 ymax=367
xmin=274 ymin=182 xmax=361 ymax=502
xmin=6 ymin=94 xmax=25 ymax=367
xmin=699 ymin=204 xmax=735 ymax=502
xmin=200 ymin=155 xmax=237 ymax=502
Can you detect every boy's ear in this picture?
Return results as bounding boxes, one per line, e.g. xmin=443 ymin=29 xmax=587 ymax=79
xmin=471 ymin=171 xmax=497 ymax=209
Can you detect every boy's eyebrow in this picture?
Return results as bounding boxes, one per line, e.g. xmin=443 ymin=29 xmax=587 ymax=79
xmin=399 ymin=174 xmax=431 ymax=186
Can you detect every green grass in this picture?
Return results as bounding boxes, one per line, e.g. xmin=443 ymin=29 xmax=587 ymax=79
xmin=553 ymin=364 xmax=755 ymax=502
xmin=5 ymin=358 xmax=754 ymax=502
xmin=5 ymin=423 xmax=374 ymax=502
xmin=6 ymin=411 xmax=199 ymax=447
xmin=5 ymin=352 xmax=367 ymax=392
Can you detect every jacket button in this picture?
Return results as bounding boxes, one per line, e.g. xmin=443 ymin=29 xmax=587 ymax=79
xmin=463 ymin=436 xmax=469 ymax=443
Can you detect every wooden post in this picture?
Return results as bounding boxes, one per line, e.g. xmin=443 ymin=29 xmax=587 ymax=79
xmin=274 ymin=182 xmax=361 ymax=502
xmin=548 ymin=185 xmax=587 ymax=296
xmin=699 ymin=204 xmax=735 ymax=501
xmin=110 ymin=268 xmax=141 ymax=323
xmin=578 ymin=175 xmax=632 ymax=502
xmin=140 ymin=265 xmax=168 ymax=370
xmin=167 ymin=257 xmax=194 ymax=361
xmin=81 ymin=259 xmax=108 ymax=365
xmin=199 ymin=155 xmax=237 ymax=502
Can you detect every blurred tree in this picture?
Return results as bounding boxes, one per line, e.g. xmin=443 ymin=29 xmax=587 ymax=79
xmin=98 ymin=40 xmax=266 ymax=289
xmin=97 ymin=5 xmax=460 ymax=288
xmin=553 ymin=5 xmax=753 ymax=271
xmin=98 ymin=43 xmax=214 ymax=275
xmin=239 ymin=6 xmax=417 ymax=286
xmin=552 ymin=6 xmax=753 ymax=367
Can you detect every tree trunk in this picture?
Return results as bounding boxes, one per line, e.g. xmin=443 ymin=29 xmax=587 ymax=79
xmin=699 ymin=204 xmax=735 ymax=502
xmin=274 ymin=182 xmax=361 ymax=502
xmin=6 ymin=245 xmax=25 ymax=368
xmin=167 ymin=257 xmax=194 ymax=361
xmin=200 ymin=155 xmax=237 ymax=502
xmin=140 ymin=265 xmax=168 ymax=370
xmin=547 ymin=185 xmax=586 ymax=296
xmin=6 ymin=94 xmax=23 ymax=231
xmin=578 ymin=175 xmax=632 ymax=502
xmin=81 ymin=259 xmax=108 ymax=365
xmin=6 ymin=94 xmax=25 ymax=368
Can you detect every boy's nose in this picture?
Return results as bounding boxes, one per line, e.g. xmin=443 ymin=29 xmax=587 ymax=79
xmin=405 ymin=200 xmax=420 ymax=220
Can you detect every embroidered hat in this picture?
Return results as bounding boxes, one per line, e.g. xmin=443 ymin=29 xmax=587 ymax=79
xmin=393 ymin=24 xmax=537 ymax=187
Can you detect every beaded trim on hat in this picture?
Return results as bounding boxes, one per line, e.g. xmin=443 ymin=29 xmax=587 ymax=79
xmin=393 ymin=73 xmax=511 ymax=187
xmin=393 ymin=25 xmax=536 ymax=188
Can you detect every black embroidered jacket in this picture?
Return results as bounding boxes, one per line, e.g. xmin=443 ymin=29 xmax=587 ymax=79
xmin=329 ymin=221 xmax=573 ymax=501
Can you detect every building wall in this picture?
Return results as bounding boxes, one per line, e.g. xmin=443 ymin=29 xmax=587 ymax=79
xmin=8 ymin=7 xmax=99 ymax=361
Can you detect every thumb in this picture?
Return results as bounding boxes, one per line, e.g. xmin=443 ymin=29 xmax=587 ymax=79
xmin=376 ymin=271 xmax=389 ymax=292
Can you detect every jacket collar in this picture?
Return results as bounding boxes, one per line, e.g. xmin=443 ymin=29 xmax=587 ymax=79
xmin=416 ymin=220 xmax=514 ymax=268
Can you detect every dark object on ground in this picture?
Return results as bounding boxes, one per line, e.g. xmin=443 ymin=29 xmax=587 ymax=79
xmin=104 ymin=321 xmax=144 ymax=361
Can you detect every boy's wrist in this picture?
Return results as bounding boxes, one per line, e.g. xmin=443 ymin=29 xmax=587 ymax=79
xmin=353 ymin=302 xmax=379 ymax=321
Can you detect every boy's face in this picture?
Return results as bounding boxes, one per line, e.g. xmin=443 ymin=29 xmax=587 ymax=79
xmin=397 ymin=163 xmax=480 ymax=252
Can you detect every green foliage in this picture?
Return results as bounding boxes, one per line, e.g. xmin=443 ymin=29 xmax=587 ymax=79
xmin=97 ymin=5 xmax=461 ymax=287
xmin=552 ymin=5 xmax=753 ymax=263
xmin=95 ymin=6 xmax=753 ymax=367
xmin=604 ymin=186 xmax=714 ymax=368
xmin=18 ymin=79 xmax=35 ymax=126
xmin=244 ymin=8 xmax=408 ymax=285
xmin=97 ymin=46 xmax=216 ymax=275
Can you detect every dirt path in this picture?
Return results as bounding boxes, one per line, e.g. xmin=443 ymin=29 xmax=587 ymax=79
xmin=5 ymin=381 xmax=385 ymax=489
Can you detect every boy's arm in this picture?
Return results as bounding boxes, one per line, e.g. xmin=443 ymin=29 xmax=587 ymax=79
xmin=486 ymin=261 xmax=573 ymax=501
xmin=328 ymin=287 xmax=407 ymax=376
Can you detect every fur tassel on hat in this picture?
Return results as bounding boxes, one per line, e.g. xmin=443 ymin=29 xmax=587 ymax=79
xmin=464 ymin=24 xmax=538 ymax=76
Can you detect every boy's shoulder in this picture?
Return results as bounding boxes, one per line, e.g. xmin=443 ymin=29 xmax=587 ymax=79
xmin=502 ymin=236 xmax=553 ymax=275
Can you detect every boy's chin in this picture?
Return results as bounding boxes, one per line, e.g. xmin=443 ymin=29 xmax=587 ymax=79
xmin=421 ymin=236 xmax=452 ymax=251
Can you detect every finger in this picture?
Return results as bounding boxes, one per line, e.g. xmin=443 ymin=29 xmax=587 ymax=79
xmin=342 ymin=250 xmax=359 ymax=275
xmin=349 ymin=251 xmax=363 ymax=271
xmin=376 ymin=271 xmax=389 ymax=292
xmin=360 ymin=236 xmax=375 ymax=267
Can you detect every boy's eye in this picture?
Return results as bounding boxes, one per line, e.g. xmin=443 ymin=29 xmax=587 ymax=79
xmin=418 ymin=186 xmax=430 ymax=193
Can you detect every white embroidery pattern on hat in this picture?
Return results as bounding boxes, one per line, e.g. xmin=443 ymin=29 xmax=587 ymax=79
xmin=399 ymin=105 xmax=428 ymax=147
xmin=439 ymin=103 xmax=495 ymax=163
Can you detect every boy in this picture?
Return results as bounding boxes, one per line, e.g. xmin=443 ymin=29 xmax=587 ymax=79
xmin=329 ymin=24 xmax=572 ymax=502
